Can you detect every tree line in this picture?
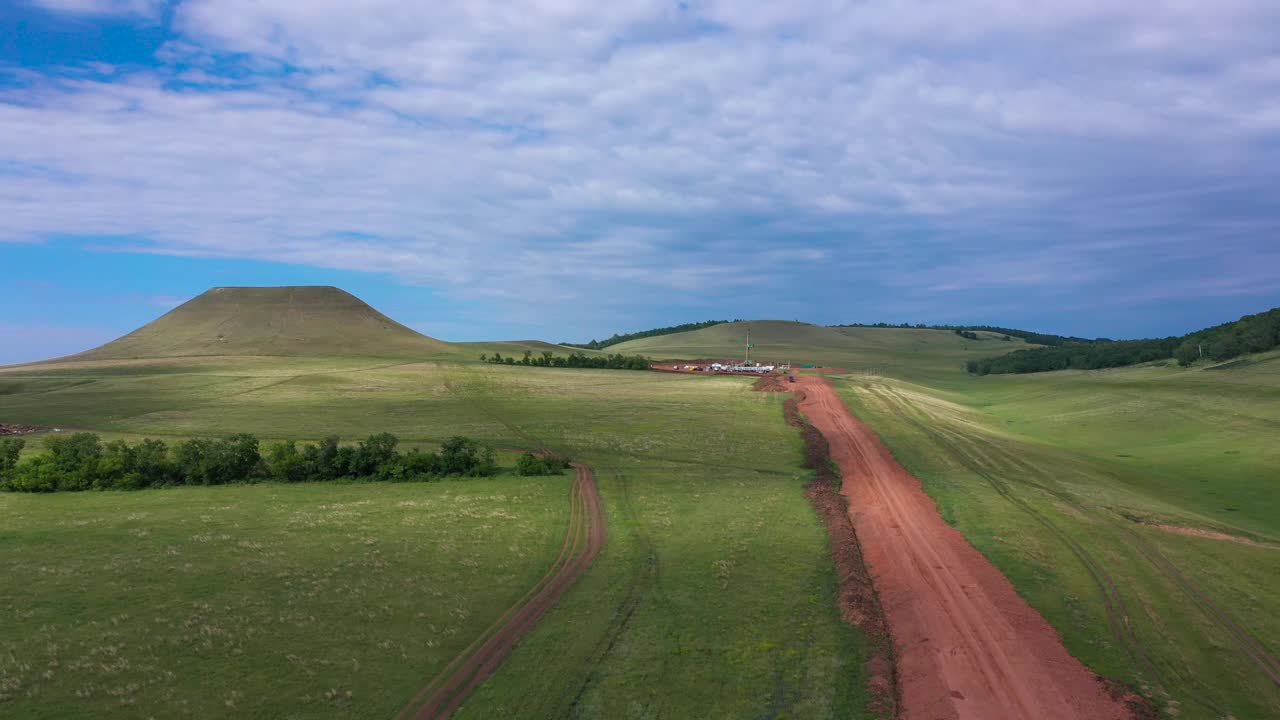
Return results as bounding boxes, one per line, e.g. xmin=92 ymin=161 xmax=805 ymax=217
xmin=967 ymin=307 xmax=1280 ymax=375
xmin=831 ymin=322 xmax=1092 ymax=346
xmin=560 ymin=320 xmax=729 ymax=350
xmin=953 ymin=329 xmax=1006 ymax=341
xmin=0 ymin=432 xmax=508 ymax=493
xmin=481 ymin=350 xmax=650 ymax=370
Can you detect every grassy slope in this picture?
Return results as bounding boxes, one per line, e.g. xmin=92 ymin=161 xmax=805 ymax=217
xmin=624 ymin=321 xmax=1280 ymax=718
xmin=0 ymin=358 xmax=865 ymax=719
xmin=612 ymin=320 xmax=1030 ymax=384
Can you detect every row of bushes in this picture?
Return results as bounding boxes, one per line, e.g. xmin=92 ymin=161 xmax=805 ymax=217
xmin=0 ymin=432 xmax=508 ymax=493
xmin=515 ymin=452 xmax=571 ymax=476
xmin=482 ymin=351 xmax=650 ymax=370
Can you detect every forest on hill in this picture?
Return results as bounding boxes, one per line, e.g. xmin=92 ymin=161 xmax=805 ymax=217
xmin=968 ymin=307 xmax=1280 ymax=375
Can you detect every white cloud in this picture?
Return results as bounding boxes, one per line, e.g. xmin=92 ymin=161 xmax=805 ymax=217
xmin=2 ymin=0 xmax=1278 ymax=323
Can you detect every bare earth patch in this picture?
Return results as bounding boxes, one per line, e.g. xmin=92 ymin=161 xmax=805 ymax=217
xmin=1145 ymin=523 xmax=1279 ymax=549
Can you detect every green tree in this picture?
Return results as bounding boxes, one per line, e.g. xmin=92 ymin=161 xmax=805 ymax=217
xmin=0 ymin=438 xmax=23 ymax=478
xmin=352 ymin=432 xmax=399 ymax=477
xmin=265 ymin=440 xmax=306 ymax=482
xmin=44 ymin=433 xmax=103 ymax=491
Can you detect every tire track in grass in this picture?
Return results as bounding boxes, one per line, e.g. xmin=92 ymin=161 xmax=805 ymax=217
xmin=395 ymin=369 xmax=611 ymax=718
xmin=925 ymin=417 xmax=1271 ymax=713
xmin=397 ymin=462 xmax=605 ymax=720
xmin=560 ymin=465 xmax=661 ymax=718
xmin=913 ymin=393 xmax=1280 ymax=690
xmin=859 ymin=383 xmax=1151 ymax=669
xmin=443 ymin=366 xmax=666 ymax=714
xmin=946 ymin=419 xmax=1280 ymax=688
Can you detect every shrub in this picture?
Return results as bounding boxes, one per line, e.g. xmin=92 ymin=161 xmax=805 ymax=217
xmin=265 ymin=440 xmax=307 ymax=483
xmin=0 ymin=438 xmax=23 ymax=478
xmin=303 ymin=436 xmax=342 ymax=480
xmin=8 ymin=455 xmax=59 ymax=492
xmin=351 ymin=433 xmax=399 ymax=477
xmin=175 ymin=434 xmax=262 ymax=486
xmin=515 ymin=452 xmax=570 ymax=476
xmin=44 ymin=433 xmax=104 ymax=491
xmin=440 ymin=436 xmax=496 ymax=476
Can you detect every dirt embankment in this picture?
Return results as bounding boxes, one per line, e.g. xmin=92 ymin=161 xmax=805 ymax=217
xmin=794 ymin=377 xmax=1132 ymax=720
xmin=753 ymin=374 xmax=790 ymax=392
xmin=783 ymin=395 xmax=897 ymax=718
xmin=0 ymin=423 xmax=40 ymax=436
xmin=398 ymin=462 xmax=605 ymax=720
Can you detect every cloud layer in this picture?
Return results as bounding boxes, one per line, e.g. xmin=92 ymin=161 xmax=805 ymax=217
xmin=3 ymin=0 xmax=1279 ymax=339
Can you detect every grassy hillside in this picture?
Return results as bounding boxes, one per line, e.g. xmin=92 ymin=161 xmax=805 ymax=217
xmin=968 ymin=306 xmax=1280 ymax=375
xmin=612 ymin=319 xmax=1030 ymax=383
xmin=62 ymin=286 xmax=452 ymax=361
xmin=7 ymin=297 xmax=1277 ymax=717
xmin=0 ymin=357 xmax=866 ymax=719
xmin=620 ymin=322 xmax=1280 ymax=718
xmin=838 ymin=363 xmax=1280 ymax=719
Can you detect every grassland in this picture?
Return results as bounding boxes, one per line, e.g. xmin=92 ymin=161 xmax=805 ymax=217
xmin=620 ymin=320 xmax=1280 ymax=718
xmin=817 ymin=357 xmax=1279 ymax=718
xmin=8 ymin=305 xmax=1277 ymax=718
xmin=0 ymin=478 xmax=569 ymax=719
xmin=612 ymin=319 xmax=1030 ymax=385
xmin=0 ymin=357 xmax=866 ymax=718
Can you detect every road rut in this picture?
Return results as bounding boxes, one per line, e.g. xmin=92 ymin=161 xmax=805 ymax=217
xmin=397 ymin=462 xmax=605 ymax=720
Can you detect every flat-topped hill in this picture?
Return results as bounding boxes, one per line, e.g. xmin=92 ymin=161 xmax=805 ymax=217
xmin=70 ymin=286 xmax=451 ymax=360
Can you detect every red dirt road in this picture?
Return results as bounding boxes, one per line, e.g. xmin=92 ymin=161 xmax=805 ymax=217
xmin=397 ymin=462 xmax=605 ymax=720
xmin=795 ymin=377 xmax=1131 ymax=720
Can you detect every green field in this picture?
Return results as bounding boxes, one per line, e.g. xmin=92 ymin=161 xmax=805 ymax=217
xmin=0 ymin=357 xmax=866 ymax=719
xmin=611 ymin=319 xmax=1030 ymax=384
xmin=841 ymin=365 xmax=1279 ymax=718
xmin=626 ymin=320 xmax=1280 ymax=718
xmin=0 ymin=478 xmax=568 ymax=719
xmin=5 ymin=297 xmax=1278 ymax=719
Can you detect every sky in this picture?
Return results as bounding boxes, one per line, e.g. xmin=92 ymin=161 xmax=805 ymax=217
xmin=2 ymin=0 xmax=1279 ymax=364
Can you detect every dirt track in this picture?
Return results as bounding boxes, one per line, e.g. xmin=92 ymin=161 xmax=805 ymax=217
xmin=397 ymin=462 xmax=605 ymax=720
xmin=795 ymin=378 xmax=1130 ymax=720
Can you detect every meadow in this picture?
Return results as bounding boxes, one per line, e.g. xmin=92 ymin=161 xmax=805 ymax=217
xmin=830 ymin=354 xmax=1280 ymax=719
xmin=625 ymin=320 xmax=1280 ymax=717
xmin=611 ymin=319 xmax=1028 ymax=385
xmin=0 ymin=357 xmax=867 ymax=719
xmin=6 ymin=313 xmax=1277 ymax=718
xmin=0 ymin=478 xmax=569 ymax=719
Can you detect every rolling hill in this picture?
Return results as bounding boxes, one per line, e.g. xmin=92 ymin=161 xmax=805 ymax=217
xmin=64 ymin=286 xmax=452 ymax=360
xmin=610 ymin=319 xmax=1030 ymax=383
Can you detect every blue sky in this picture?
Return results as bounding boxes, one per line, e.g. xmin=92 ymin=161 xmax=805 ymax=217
xmin=2 ymin=0 xmax=1279 ymax=364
